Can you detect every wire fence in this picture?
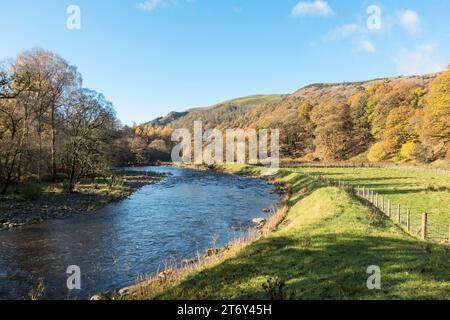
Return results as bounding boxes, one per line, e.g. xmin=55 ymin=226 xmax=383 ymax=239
xmin=280 ymin=161 xmax=450 ymax=177
xmin=286 ymin=168 xmax=450 ymax=246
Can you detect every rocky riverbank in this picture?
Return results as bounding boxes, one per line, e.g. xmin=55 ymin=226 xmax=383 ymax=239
xmin=0 ymin=170 xmax=165 ymax=231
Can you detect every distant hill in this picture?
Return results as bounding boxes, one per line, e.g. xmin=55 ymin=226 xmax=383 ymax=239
xmin=143 ymin=94 xmax=286 ymax=130
xmin=136 ymin=69 xmax=449 ymax=163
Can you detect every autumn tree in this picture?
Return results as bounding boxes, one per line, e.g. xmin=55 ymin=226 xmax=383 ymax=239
xmin=422 ymin=67 xmax=450 ymax=147
xmin=311 ymin=99 xmax=352 ymax=161
xmin=1 ymin=49 xmax=122 ymax=194
xmin=13 ymin=49 xmax=80 ymax=180
xmin=348 ymin=90 xmax=373 ymax=156
xmin=383 ymin=105 xmax=418 ymax=155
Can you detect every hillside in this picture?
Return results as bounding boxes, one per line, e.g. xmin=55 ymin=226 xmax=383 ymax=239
xmin=130 ymin=69 xmax=449 ymax=165
xmin=143 ymin=94 xmax=286 ymax=130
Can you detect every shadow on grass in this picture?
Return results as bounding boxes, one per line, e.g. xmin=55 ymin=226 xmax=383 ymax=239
xmin=173 ymin=167 xmax=450 ymax=300
xmin=159 ymin=232 xmax=450 ymax=300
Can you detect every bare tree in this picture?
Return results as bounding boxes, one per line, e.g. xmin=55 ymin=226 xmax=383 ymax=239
xmin=1 ymin=50 xmax=120 ymax=194
xmin=13 ymin=49 xmax=80 ymax=180
xmin=60 ymin=89 xmax=116 ymax=191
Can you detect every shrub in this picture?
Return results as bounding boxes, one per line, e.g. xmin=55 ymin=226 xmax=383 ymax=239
xmin=412 ymin=143 xmax=435 ymax=163
xmin=367 ymin=143 xmax=386 ymax=163
xmin=399 ymin=141 xmax=417 ymax=160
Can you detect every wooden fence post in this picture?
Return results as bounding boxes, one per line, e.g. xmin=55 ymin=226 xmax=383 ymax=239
xmin=370 ymin=190 xmax=374 ymax=203
xmin=397 ymin=204 xmax=401 ymax=224
xmin=375 ymin=193 xmax=378 ymax=207
xmin=406 ymin=209 xmax=411 ymax=232
xmin=387 ymin=200 xmax=391 ymax=217
xmin=381 ymin=196 xmax=385 ymax=212
xmin=421 ymin=213 xmax=428 ymax=240
xmin=362 ymin=186 xmax=365 ymax=198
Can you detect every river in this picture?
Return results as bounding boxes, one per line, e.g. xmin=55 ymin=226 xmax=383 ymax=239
xmin=0 ymin=167 xmax=280 ymax=300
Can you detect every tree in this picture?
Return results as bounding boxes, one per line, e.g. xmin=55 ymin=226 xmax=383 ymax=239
xmin=348 ymin=90 xmax=373 ymax=156
xmin=383 ymin=105 xmax=418 ymax=155
xmin=129 ymin=136 xmax=149 ymax=164
xmin=60 ymin=89 xmax=117 ymax=191
xmin=367 ymin=143 xmax=386 ymax=163
xmin=422 ymin=67 xmax=450 ymax=143
xmin=0 ymin=98 xmax=24 ymax=193
xmin=0 ymin=63 xmax=34 ymax=193
xmin=13 ymin=49 xmax=80 ymax=180
xmin=311 ymin=100 xmax=352 ymax=161
xmin=399 ymin=141 xmax=417 ymax=160
xmin=367 ymin=80 xmax=424 ymax=140
xmin=1 ymin=50 xmax=122 ymax=194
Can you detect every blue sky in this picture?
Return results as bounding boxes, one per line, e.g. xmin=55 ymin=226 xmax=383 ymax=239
xmin=1 ymin=0 xmax=449 ymax=125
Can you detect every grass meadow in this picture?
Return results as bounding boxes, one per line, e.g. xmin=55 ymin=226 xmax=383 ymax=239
xmin=128 ymin=165 xmax=450 ymax=300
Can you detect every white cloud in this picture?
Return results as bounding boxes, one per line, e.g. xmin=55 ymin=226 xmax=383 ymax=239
xmin=137 ymin=0 xmax=176 ymax=11
xmin=394 ymin=44 xmax=446 ymax=75
xmin=359 ymin=40 xmax=376 ymax=53
xmin=291 ymin=0 xmax=334 ymax=17
xmin=397 ymin=10 xmax=421 ymax=34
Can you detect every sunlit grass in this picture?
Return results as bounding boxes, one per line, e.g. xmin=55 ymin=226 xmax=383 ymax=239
xmin=128 ymin=166 xmax=450 ymax=300
xmin=295 ymin=167 xmax=450 ymax=241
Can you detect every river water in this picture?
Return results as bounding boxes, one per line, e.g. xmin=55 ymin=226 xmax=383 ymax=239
xmin=0 ymin=167 xmax=279 ymax=300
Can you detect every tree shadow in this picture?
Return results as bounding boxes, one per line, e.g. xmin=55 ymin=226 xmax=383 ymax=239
xmin=160 ymin=232 xmax=450 ymax=300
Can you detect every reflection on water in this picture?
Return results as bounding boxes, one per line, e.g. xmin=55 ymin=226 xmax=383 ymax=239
xmin=0 ymin=167 xmax=279 ymax=299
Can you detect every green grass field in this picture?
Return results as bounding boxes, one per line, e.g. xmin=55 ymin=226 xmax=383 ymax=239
xmin=136 ymin=165 xmax=450 ymax=300
xmin=290 ymin=167 xmax=450 ymax=242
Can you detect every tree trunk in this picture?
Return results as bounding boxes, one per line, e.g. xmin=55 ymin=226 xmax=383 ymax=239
xmin=51 ymin=106 xmax=56 ymax=180
xmin=37 ymin=120 xmax=42 ymax=182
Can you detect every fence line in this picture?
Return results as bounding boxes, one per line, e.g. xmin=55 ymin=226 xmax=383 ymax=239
xmin=286 ymin=168 xmax=450 ymax=246
xmin=280 ymin=161 xmax=450 ymax=177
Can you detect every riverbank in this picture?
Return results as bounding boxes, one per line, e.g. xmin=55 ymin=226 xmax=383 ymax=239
xmin=115 ymin=164 xmax=449 ymax=300
xmin=92 ymin=164 xmax=290 ymax=300
xmin=0 ymin=170 xmax=164 ymax=231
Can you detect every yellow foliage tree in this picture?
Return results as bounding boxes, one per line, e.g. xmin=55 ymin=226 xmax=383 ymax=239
xmin=383 ymin=105 xmax=417 ymax=154
xmin=399 ymin=141 xmax=417 ymax=160
xmin=422 ymin=67 xmax=450 ymax=142
xmin=367 ymin=142 xmax=387 ymax=163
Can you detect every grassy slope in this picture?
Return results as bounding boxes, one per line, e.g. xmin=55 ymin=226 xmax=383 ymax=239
xmin=186 ymin=95 xmax=286 ymax=113
xmin=151 ymin=165 xmax=449 ymax=300
xmin=297 ymin=167 xmax=450 ymax=241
